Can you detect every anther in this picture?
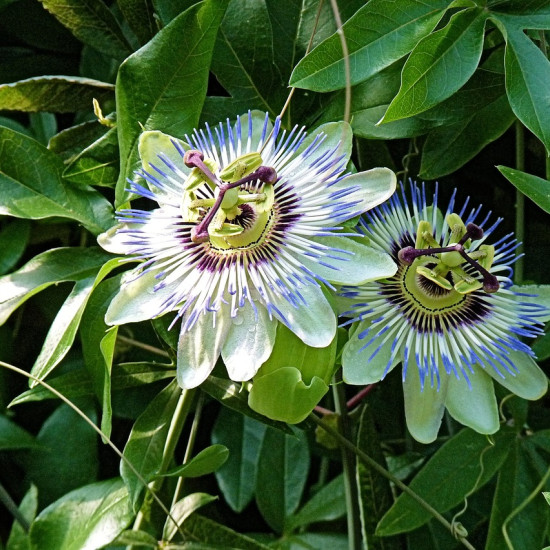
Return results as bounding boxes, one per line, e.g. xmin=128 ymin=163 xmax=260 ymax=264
xmin=458 ymin=222 xmax=484 ymax=245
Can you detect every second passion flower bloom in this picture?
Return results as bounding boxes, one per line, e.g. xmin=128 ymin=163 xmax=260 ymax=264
xmin=99 ymin=112 xmax=397 ymax=389
xmin=341 ymin=183 xmax=548 ymax=443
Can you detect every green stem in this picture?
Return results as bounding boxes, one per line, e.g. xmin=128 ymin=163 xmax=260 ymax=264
xmin=132 ymin=389 xmax=195 ymax=536
xmin=514 ymin=120 xmax=525 ymax=284
xmin=309 ymin=413 xmax=477 ymax=550
xmin=332 ymin=377 xmax=362 ymax=550
xmin=329 ymin=0 xmax=351 ymax=123
xmin=0 ymin=360 xmax=186 ymax=541
xmin=0 ymin=481 xmax=30 ymax=533
xmin=170 ymin=391 xmax=205 ymax=509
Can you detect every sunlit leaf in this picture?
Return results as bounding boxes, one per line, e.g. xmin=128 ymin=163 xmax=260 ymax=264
xmin=497 ymin=166 xmax=550 ymax=214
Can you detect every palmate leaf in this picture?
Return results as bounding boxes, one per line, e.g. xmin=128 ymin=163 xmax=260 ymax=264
xmin=381 ymin=7 xmax=487 ymax=123
xmin=0 ymin=76 xmax=114 ymax=113
xmin=0 ymin=128 xmax=114 ymax=234
xmin=115 ymin=0 xmax=229 ymax=205
xmin=203 ymin=0 xmax=365 ymax=124
xmin=289 ymin=0 xmax=449 ymax=92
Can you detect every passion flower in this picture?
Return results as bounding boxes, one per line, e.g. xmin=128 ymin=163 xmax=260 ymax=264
xmin=99 ymin=112 xmax=397 ymax=389
xmin=341 ymin=183 xmax=548 ymax=443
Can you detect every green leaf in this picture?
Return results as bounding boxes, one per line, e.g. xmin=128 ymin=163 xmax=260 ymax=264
xmin=63 ymin=126 xmax=119 ymax=188
xmin=163 ymin=493 xmax=218 ymax=542
xmin=376 ymin=427 xmax=514 ymax=536
xmin=0 ymin=247 xmax=113 ymax=325
xmin=255 ymin=427 xmax=310 ymax=533
xmin=109 ymin=529 xmax=158 ymax=547
xmin=29 ymin=257 xmax=122 ymax=387
xmin=0 ymin=128 xmax=114 ymax=234
xmin=356 ymin=406 xmax=400 ymax=550
xmin=495 ymin=20 xmax=550 ymax=152
xmin=201 ymin=375 xmax=292 ymax=434
xmin=159 ymin=445 xmax=229 ymax=479
xmin=49 ymin=120 xmax=112 ymax=161
xmin=121 ymin=379 xmax=182 ymax=512
xmin=289 ymin=0 xmax=449 ymax=92
xmin=0 ymin=76 xmax=114 ymax=113
xmin=29 ymin=478 xmax=132 ymax=550
xmin=248 ymin=323 xmax=337 ymax=424
xmin=212 ymin=407 xmax=267 ymax=513
xmin=178 ymin=513 xmax=271 ymax=550
xmin=9 ymin=362 xmax=175 ymax=406
xmin=0 ymin=414 xmax=39 ymax=450
xmin=22 ymin=404 xmax=98 ymax=507
xmin=117 ymin=0 xmax=156 ymax=45
xmin=486 ymin=436 xmax=550 ymax=550
xmin=497 ymin=166 xmax=550 ymax=214
xmin=115 ymin=0 xmax=228 ymax=205
xmin=6 ymin=485 xmax=38 ymax=550
xmin=287 ymin=474 xmax=346 ymax=531
xmin=80 ymin=274 xmax=122 ymax=439
xmin=419 ymin=93 xmax=515 ymax=178
xmin=382 ymin=7 xmax=487 ymax=123
xmin=37 ymin=0 xmax=133 ymax=61
xmin=0 ymin=219 xmax=31 ymax=276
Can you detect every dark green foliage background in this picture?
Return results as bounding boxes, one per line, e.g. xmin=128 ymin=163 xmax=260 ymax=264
xmin=0 ymin=1 xmax=550 ymax=549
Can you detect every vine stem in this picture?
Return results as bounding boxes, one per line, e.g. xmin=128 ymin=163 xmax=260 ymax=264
xmin=132 ymin=388 xmax=196 ymax=536
xmin=333 ymin=376 xmax=362 ymax=550
xmin=0 ymin=360 xmax=187 ymax=541
xmin=170 ymin=392 xmax=205 ymax=510
xmin=329 ymin=0 xmax=351 ymax=123
xmin=514 ymin=120 xmax=525 ymax=284
xmin=309 ymin=412 xmax=477 ymax=550
xmin=0 ymin=481 xmax=30 ymax=532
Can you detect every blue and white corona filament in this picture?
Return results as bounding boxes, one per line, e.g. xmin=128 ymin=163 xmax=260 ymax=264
xmin=99 ymin=113 xmax=397 ymax=389
xmin=341 ymin=183 xmax=548 ymax=443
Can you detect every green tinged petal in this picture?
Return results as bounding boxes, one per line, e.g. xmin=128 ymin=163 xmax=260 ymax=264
xmin=270 ymin=284 xmax=336 ymax=348
xmin=105 ymin=269 xmax=179 ymax=325
xmin=97 ymin=224 xmax=131 ymax=255
xmin=295 ymin=121 xmax=353 ymax=168
xmin=487 ymin=349 xmax=548 ymax=400
xmin=403 ymin=366 xmax=448 ymax=444
xmin=221 ymin=301 xmax=277 ymax=381
xmin=342 ymin=320 xmax=400 ymax=385
xmin=332 ymin=167 xmax=397 ymax=215
xmin=177 ymin=308 xmax=232 ymax=389
xmin=299 ymin=236 xmax=397 ymax=285
xmin=445 ymin=373 xmax=499 ymax=435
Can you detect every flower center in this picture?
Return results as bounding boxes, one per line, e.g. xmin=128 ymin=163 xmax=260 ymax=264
xmin=181 ymin=150 xmax=278 ymax=250
xmin=397 ymin=214 xmax=499 ymax=295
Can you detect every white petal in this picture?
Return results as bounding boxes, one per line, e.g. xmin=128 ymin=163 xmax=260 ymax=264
xmin=299 ymin=236 xmax=397 ymax=285
xmin=98 ymin=224 xmax=133 ymax=255
xmin=333 ymin=167 xmax=397 ymax=216
xmin=105 ymin=269 xmax=180 ymax=325
xmin=445 ymin=373 xmax=499 ymax=434
xmin=403 ymin=364 xmax=449 ymax=444
xmin=486 ymin=349 xmax=548 ymax=400
xmin=342 ymin=320 xmax=400 ymax=385
xmin=269 ymin=283 xmax=336 ymax=348
xmin=177 ymin=307 xmax=232 ymax=389
xmin=222 ymin=301 xmax=277 ymax=381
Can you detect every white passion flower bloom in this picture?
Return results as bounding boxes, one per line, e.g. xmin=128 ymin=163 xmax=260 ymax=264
xmin=341 ymin=183 xmax=548 ymax=444
xmin=99 ymin=113 xmax=397 ymax=389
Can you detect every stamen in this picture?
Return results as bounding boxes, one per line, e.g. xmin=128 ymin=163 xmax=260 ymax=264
xmin=397 ymin=221 xmax=499 ymax=293
xmin=190 ymin=164 xmax=278 ymax=243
